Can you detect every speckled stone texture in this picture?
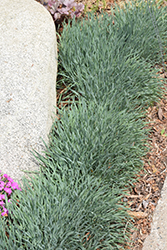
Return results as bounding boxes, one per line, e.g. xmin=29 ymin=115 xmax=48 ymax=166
xmin=0 ymin=0 xmax=57 ymax=183
xmin=143 ymin=176 xmax=167 ymax=250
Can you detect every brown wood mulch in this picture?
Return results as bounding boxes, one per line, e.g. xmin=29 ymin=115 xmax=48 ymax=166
xmin=122 ymin=69 xmax=167 ymax=250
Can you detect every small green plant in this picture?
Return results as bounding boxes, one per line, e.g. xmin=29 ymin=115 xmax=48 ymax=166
xmin=102 ymin=0 xmax=107 ymax=9
xmin=161 ymin=128 xmax=167 ymax=136
xmin=91 ymin=0 xmax=100 ymax=12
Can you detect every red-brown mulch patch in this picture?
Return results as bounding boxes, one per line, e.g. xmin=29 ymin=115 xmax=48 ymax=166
xmin=123 ymin=70 xmax=167 ymax=250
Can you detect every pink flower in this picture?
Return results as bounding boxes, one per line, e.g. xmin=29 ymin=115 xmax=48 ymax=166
xmin=48 ymin=0 xmax=59 ymax=14
xmin=7 ymin=177 xmax=14 ymax=183
xmin=1 ymin=207 xmax=8 ymax=216
xmin=3 ymin=174 xmax=9 ymax=179
xmin=6 ymin=182 xmax=11 ymax=188
xmin=0 ymin=200 xmax=5 ymax=206
xmin=0 ymin=172 xmax=22 ymax=217
xmin=0 ymin=181 xmax=5 ymax=187
xmin=4 ymin=187 xmax=12 ymax=195
xmin=11 ymin=182 xmax=19 ymax=190
xmin=63 ymin=0 xmax=75 ymax=8
xmin=54 ymin=12 xmax=61 ymax=19
xmin=71 ymin=3 xmax=84 ymax=17
xmin=57 ymin=7 xmax=70 ymax=15
xmin=0 ymin=194 xmax=5 ymax=200
xmin=48 ymin=0 xmax=84 ymax=21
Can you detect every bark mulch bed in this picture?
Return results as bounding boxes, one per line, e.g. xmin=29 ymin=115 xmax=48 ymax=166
xmin=123 ymin=69 xmax=167 ymax=250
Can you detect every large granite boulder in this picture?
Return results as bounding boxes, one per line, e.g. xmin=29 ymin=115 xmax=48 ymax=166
xmin=0 ymin=0 xmax=57 ymax=183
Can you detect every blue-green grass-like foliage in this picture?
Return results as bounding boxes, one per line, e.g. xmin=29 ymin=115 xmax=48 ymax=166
xmin=0 ymin=1 xmax=166 ymax=249
xmin=58 ymin=0 xmax=166 ymax=106
xmin=113 ymin=0 xmax=167 ymax=63
xmin=0 ymin=170 xmax=132 ymax=249
xmin=37 ymin=99 xmax=147 ymax=188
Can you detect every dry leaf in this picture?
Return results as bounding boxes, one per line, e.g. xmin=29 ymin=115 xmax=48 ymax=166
xmin=150 ymin=203 xmax=156 ymax=211
xmin=152 ymin=165 xmax=158 ymax=173
xmin=144 ymin=193 xmax=151 ymax=200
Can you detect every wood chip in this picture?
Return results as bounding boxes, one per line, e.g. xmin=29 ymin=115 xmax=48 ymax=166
xmin=158 ymin=107 xmax=163 ymax=120
xmin=142 ymin=200 xmax=149 ymax=209
xmin=127 ymin=211 xmax=148 ymax=218
xmin=125 ymin=195 xmax=143 ymax=198
xmin=138 ymin=239 xmax=143 ymax=244
xmin=144 ymin=193 xmax=152 ymax=200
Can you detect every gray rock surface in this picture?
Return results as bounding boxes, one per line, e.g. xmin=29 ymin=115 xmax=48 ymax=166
xmin=0 ymin=0 xmax=57 ymax=184
xmin=143 ymin=176 xmax=167 ymax=250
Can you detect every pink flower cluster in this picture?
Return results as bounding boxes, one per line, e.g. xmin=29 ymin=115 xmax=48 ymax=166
xmin=0 ymin=171 xmax=21 ymax=217
xmin=47 ymin=0 xmax=84 ymax=21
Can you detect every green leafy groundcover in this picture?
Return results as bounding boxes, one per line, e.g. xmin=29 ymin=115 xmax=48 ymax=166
xmin=0 ymin=1 xmax=166 ymax=249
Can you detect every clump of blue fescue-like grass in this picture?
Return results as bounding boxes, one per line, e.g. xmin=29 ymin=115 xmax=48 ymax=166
xmin=37 ymin=98 xmax=148 ymax=188
xmin=58 ymin=0 xmax=166 ymax=106
xmin=0 ymin=167 xmax=132 ymax=250
xmin=0 ymin=1 xmax=166 ymax=249
xmin=113 ymin=0 xmax=167 ymax=63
